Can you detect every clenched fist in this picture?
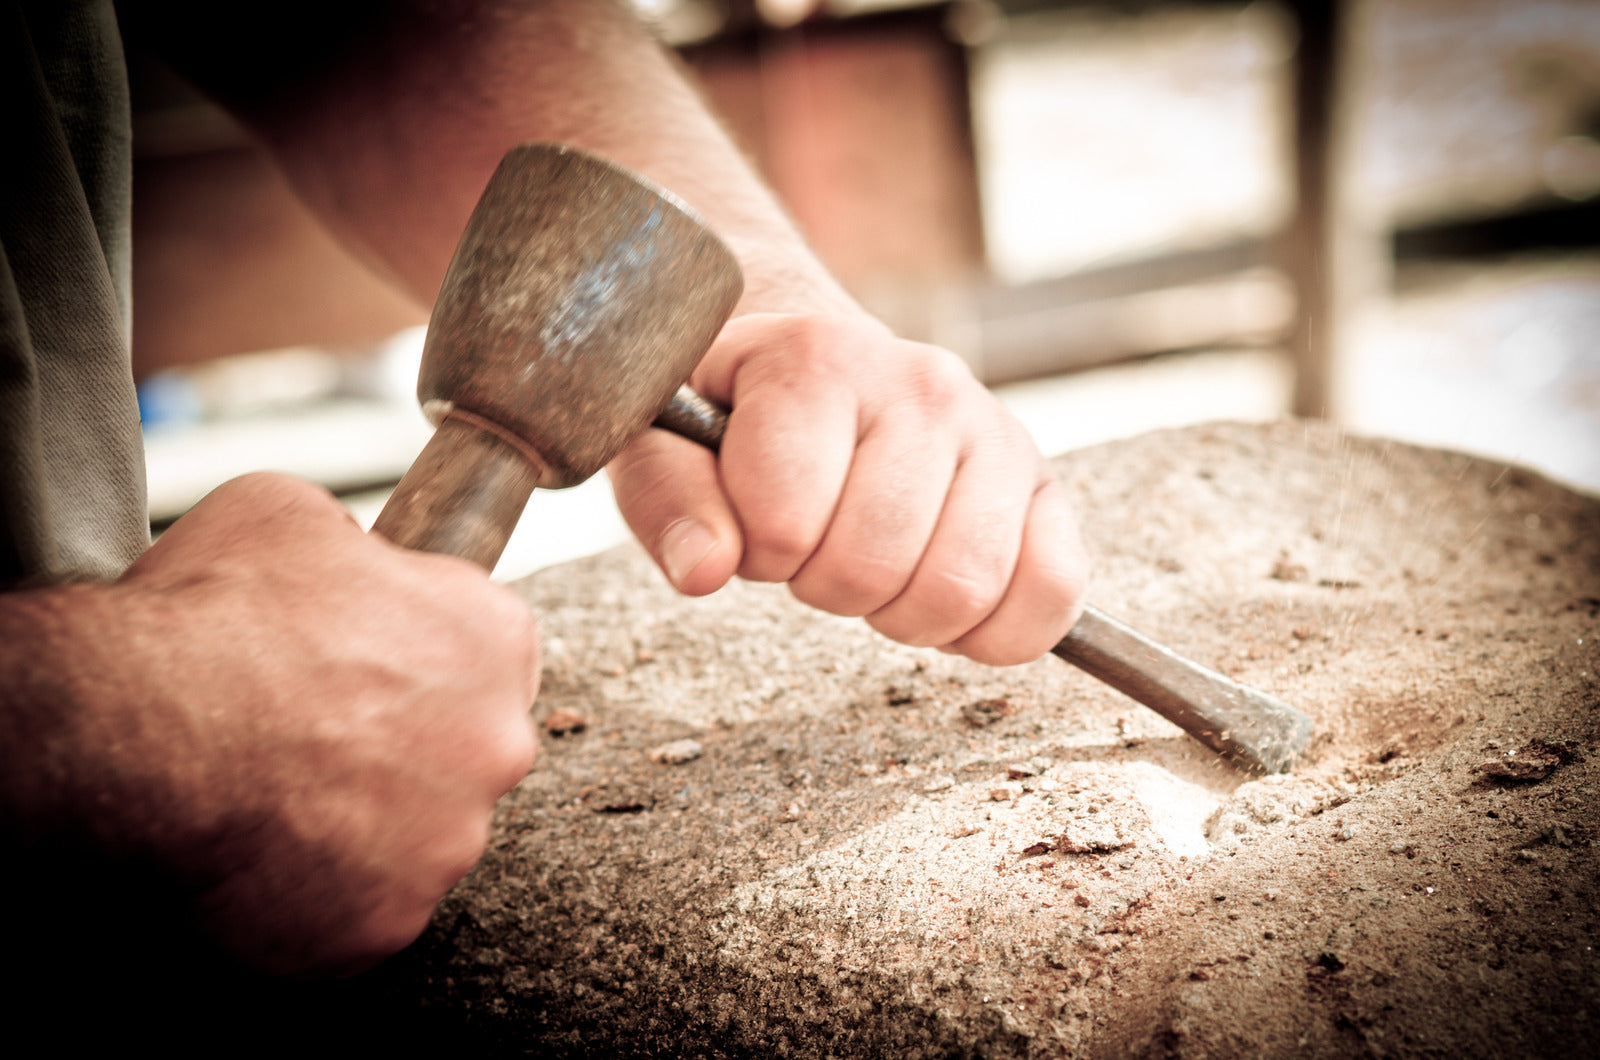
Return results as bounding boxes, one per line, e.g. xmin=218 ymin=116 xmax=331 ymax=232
xmin=609 ymin=313 xmax=1090 ymax=666
xmin=5 ymin=473 xmax=539 ymax=974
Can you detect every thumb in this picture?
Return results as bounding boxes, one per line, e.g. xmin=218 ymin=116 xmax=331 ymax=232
xmin=607 ymin=429 xmax=743 ymax=596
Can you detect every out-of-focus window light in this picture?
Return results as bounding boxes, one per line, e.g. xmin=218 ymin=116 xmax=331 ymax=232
xmin=756 ymin=0 xmax=820 ymax=27
xmin=629 ymin=0 xmax=938 ymax=37
xmin=971 ymin=5 xmax=1293 ymax=284
xmin=628 ymin=0 xmax=726 ymax=45
xmin=1542 ymin=135 xmax=1600 ymax=201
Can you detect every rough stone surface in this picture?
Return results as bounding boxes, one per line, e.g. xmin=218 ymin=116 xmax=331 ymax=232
xmin=352 ymin=420 xmax=1599 ymax=1057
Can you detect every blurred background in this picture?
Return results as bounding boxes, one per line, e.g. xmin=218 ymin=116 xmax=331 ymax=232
xmin=129 ymin=0 xmax=1600 ymax=580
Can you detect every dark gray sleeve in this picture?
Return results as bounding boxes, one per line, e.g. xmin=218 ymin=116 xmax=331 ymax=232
xmin=0 ymin=0 xmax=150 ymax=583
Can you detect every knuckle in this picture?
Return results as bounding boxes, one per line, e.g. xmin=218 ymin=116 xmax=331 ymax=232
xmin=434 ymin=563 xmax=535 ymax=641
xmin=927 ymin=564 xmax=1008 ymax=628
xmin=898 ymin=346 xmax=975 ymax=415
xmin=741 ymin=520 xmax=817 ymax=575
xmin=440 ymin=814 xmax=493 ymax=885
xmin=872 ymin=566 xmax=1005 ymax=649
xmin=1028 ymin=528 xmax=1092 ymax=626
xmin=740 ymin=316 xmax=863 ymax=386
xmin=223 ymin=471 xmax=336 ymax=520
xmin=958 ymin=633 xmax=1042 ymax=669
xmin=793 ymin=552 xmax=907 ymax=616
xmin=608 ymin=436 xmax=683 ymax=507
xmin=1035 ymin=556 xmax=1089 ymax=620
xmin=493 ymin=717 xmax=539 ymax=790
xmin=948 ymin=561 xmax=1089 ymax=668
xmin=491 ymin=589 xmax=540 ymax=652
xmin=984 ymin=413 xmax=1039 ymax=459
xmin=352 ymin=907 xmax=436 ymax=967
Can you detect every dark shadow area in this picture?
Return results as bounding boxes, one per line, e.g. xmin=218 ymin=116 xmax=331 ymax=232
xmin=1394 ymin=197 xmax=1600 ymax=262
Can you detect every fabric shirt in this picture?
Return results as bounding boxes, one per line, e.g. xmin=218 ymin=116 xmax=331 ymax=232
xmin=1 ymin=0 xmax=149 ymax=584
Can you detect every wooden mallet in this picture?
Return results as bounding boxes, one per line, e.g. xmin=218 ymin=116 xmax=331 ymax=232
xmin=373 ymin=144 xmax=1314 ymax=776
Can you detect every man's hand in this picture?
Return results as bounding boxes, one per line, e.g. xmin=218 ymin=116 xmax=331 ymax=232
xmin=2 ymin=474 xmax=539 ymax=975
xmin=608 ymin=314 xmax=1090 ymax=666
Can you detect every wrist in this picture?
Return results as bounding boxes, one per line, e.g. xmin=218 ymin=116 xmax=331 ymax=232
xmin=0 ymin=582 xmax=224 ymax=877
xmin=0 ymin=583 xmax=113 ymax=837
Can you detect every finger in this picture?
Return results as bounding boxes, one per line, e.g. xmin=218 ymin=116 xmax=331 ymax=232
xmin=687 ymin=312 xmax=890 ymax=406
xmin=516 ymin=603 xmax=544 ymax=709
xmin=708 ymin=338 xmax=861 ymax=585
xmin=863 ymin=420 xmax=1039 ymax=646
xmin=219 ymin=472 xmax=355 ymax=531
xmin=943 ymin=475 xmax=1090 ymax=666
xmin=376 ymin=556 xmax=544 ymax=793
xmin=478 ymin=691 xmax=540 ymax=802
xmin=479 ymin=584 xmax=543 ymax=715
xmin=482 ymin=589 xmax=543 ymax=775
xmin=607 ymin=428 xmax=743 ymax=596
xmin=128 ymin=473 xmax=354 ymax=582
xmin=787 ymin=409 xmax=961 ymax=617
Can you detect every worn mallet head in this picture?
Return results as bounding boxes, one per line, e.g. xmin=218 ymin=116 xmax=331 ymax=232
xmin=372 ymin=144 xmax=743 ymax=567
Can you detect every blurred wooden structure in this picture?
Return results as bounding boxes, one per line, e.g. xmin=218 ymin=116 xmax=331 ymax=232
xmin=679 ymin=0 xmax=1351 ymax=416
xmin=685 ymin=6 xmax=987 ymax=289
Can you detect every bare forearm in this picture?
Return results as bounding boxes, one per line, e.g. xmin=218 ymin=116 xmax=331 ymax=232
xmin=0 ymin=586 xmax=93 ymax=839
xmin=147 ymin=0 xmax=861 ymax=319
xmin=0 ymin=583 xmax=208 ymax=858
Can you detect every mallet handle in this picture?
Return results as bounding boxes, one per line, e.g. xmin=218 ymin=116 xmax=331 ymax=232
xmin=371 ymin=413 xmax=543 ymax=571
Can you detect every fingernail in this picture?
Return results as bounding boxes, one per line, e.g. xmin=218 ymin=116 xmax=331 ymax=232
xmin=660 ymin=518 xmax=717 ymax=588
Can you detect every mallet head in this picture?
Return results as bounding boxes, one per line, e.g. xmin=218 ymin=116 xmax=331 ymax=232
xmin=419 ymin=143 xmax=743 ymax=488
xmin=372 ymin=144 xmax=742 ymax=567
